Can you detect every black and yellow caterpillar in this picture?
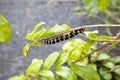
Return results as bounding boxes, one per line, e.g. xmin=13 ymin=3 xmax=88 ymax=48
xmin=40 ymin=26 xmax=86 ymax=44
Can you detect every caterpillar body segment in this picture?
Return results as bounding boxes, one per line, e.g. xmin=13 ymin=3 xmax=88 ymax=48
xmin=40 ymin=26 xmax=86 ymax=44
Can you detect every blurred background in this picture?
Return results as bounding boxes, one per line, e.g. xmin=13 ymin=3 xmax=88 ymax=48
xmin=0 ymin=0 xmax=119 ymax=80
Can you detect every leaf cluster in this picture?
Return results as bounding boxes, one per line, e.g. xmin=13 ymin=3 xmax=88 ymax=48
xmin=74 ymin=0 xmax=120 ymax=23
xmin=9 ymin=22 xmax=120 ymax=80
xmin=97 ymin=54 xmax=120 ymax=80
xmin=23 ymin=22 xmax=71 ymax=56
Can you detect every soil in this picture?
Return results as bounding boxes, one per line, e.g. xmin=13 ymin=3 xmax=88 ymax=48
xmin=0 ymin=0 xmax=119 ymax=80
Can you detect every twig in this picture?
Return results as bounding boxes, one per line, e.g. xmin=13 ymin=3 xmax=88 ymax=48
xmin=74 ymin=24 xmax=120 ymax=34
xmin=95 ymin=46 xmax=113 ymax=59
xmin=105 ymin=66 xmax=120 ymax=74
xmin=96 ymin=40 xmax=120 ymax=42
xmin=39 ymin=24 xmax=120 ymax=42
xmin=84 ymin=24 xmax=120 ymax=29
xmin=95 ymin=42 xmax=120 ymax=59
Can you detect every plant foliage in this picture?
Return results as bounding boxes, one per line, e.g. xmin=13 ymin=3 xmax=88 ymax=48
xmin=73 ymin=0 xmax=120 ymax=23
xmin=0 ymin=14 xmax=11 ymax=42
xmin=9 ymin=22 xmax=120 ymax=80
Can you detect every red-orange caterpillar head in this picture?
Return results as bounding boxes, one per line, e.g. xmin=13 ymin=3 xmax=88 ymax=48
xmin=40 ymin=39 xmax=46 ymax=44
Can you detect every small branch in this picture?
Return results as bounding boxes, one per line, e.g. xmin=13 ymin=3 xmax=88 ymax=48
xmin=79 ymin=32 xmax=120 ymax=42
xmin=109 ymin=66 xmax=120 ymax=72
xmin=84 ymin=24 xmax=120 ymax=29
xmin=89 ymin=39 xmax=120 ymax=42
xmin=73 ymin=24 xmax=120 ymax=33
xmin=95 ymin=42 xmax=120 ymax=59
xmin=105 ymin=66 xmax=120 ymax=74
xmin=95 ymin=46 xmax=113 ymax=58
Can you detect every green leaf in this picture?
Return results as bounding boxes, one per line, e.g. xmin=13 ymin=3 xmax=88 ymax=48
xmin=68 ymin=40 xmax=94 ymax=64
xmin=83 ymin=0 xmax=99 ymax=16
xmin=25 ymin=22 xmax=45 ymax=40
xmin=98 ymin=35 xmax=111 ymax=40
xmin=109 ymin=0 xmax=119 ymax=8
xmin=71 ymin=64 xmax=100 ymax=80
xmin=114 ymin=67 xmax=120 ymax=76
xmin=56 ymin=66 xmax=77 ymax=80
xmin=32 ymin=22 xmax=45 ymax=33
xmin=84 ymin=30 xmax=98 ymax=40
xmin=69 ymin=47 xmax=82 ymax=62
xmin=62 ymin=41 xmax=73 ymax=52
xmin=103 ymin=61 xmax=115 ymax=69
xmin=34 ymin=28 xmax=46 ymax=39
xmin=43 ymin=52 xmax=60 ymax=70
xmin=41 ymin=78 xmax=47 ymax=80
xmin=111 ymin=56 xmax=120 ymax=64
xmin=62 ymin=39 xmax=86 ymax=52
xmin=98 ymin=35 xmax=115 ymax=46
xmin=55 ymin=52 xmax=69 ymax=69
xmin=8 ymin=76 xmax=23 ymax=80
xmin=61 ymin=24 xmax=71 ymax=30
xmin=26 ymin=59 xmax=43 ymax=77
xmin=70 ymin=39 xmax=86 ymax=45
xmin=99 ymin=67 xmax=112 ymax=80
xmin=8 ymin=74 xmax=27 ymax=80
xmin=88 ymin=64 xmax=97 ymax=71
xmin=83 ymin=40 xmax=95 ymax=53
xmin=41 ymin=24 xmax=71 ymax=38
xmin=39 ymin=70 xmax=55 ymax=80
xmin=84 ymin=31 xmax=115 ymax=46
xmin=98 ymin=0 xmax=109 ymax=11
xmin=25 ymin=33 xmax=34 ymax=40
xmin=67 ymin=44 xmax=88 ymax=65
xmin=0 ymin=14 xmax=11 ymax=42
xmin=96 ymin=53 xmax=111 ymax=61
xmin=23 ymin=43 xmax=32 ymax=57
xmin=73 ymin=6 xmax=81 ymax=12
xmin=56 ymin=75 xmax=66 ymax=80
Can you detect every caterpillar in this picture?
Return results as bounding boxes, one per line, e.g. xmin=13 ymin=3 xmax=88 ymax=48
xmin=40 ymin=26 xmax=86 ymax=44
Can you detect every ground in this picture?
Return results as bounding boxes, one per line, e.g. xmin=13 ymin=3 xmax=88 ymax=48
xmin=0 ymin=0 xmax=119 ymax=80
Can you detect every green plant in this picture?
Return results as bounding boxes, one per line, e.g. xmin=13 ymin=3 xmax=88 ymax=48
xmin=81 ymin=0 xmax=109 ymax=16
xmin=74 ymin=0 xmax=120 ymax=23
xmin=9 ymin=22 xmax=120 ymax=80
xmin=0 ymin=14 xmax=11 ymax=42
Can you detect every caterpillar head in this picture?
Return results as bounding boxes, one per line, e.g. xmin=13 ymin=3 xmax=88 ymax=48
xmin=40 ymin=39 xmax=46 ymax=44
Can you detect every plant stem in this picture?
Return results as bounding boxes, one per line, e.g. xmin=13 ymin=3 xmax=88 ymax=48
xmin=95 ymin=42 xmax=120 ymax=59
xmin=105 ymin=66 xmax=120 ymax=74
xmin=84 ymin=24 xmax=120 ymax=29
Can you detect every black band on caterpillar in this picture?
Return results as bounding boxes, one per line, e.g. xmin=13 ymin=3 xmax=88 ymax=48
xmin=40 ymin=27 xmax=86 ymax=44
